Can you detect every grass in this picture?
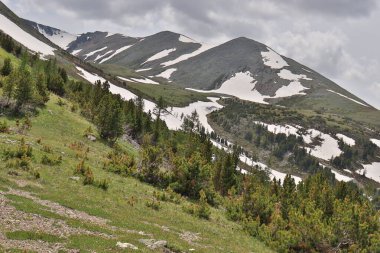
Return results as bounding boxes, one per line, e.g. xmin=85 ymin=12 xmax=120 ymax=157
xmin=6 ymin=231 xmax=63 ymax=243
xmin=98 ymin=63 xmax=219 ymax=107
xmin=0 ymin=93 xmax=272 ymax=252
xmin=128 ymin=82 xmax=214 ymax=107
xmin=0 ymin=47 xmax=20 ymax=68
xmin=6 ymin=194 xmax=65 ymax=220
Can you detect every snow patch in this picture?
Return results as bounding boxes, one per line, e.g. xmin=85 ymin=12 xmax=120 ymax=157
xmin=143 ymin=48 xmax=176 ymax=63
xmin=331 ymin=170 xmax=353 ymax=182
xmin=161 ymin=44 xmax=216 ymax=67
xmin=187 ymin=72 xmax=270 ymax=104
xmin=76 ymin=66 xmax=137 ymax=101
xmin=156 ymin=68 xmax=177 ymax=79
xmin=304 ymin=129 xmax=342 ymax=160
xmin=106 ymin=32 xmax=117 ymax=38
xmin=239 ymin=154 xmax=302 ymax=184
xmin=274 ymin=81 xmax=308 ymax=97
xmin=84 ymin=47 xmax=107 ymax=59
xmin=179 ymin=35 xmax=196 ymax=43
xmin=327 ymin=89 xmax=368 ymax=107
xmin=136 ymin=68 xmax=152 ymax=72
xmin=72 ymin=49 xmax=82 ymax=56
xmin=278 ymin=69 xmax=311 ymax=81
xmin=94 ymin=50 xmax=114 ymax=62
xmin=37 ymin=24 xmax=77 ymax=49
xmin=0 ymin=14 xmax=55 ymax=56
xmin=99 ymin=45 xmax=133 ymax=64
xmin=357 ymin=163 xmax=380 ymax=183
xmin=254 ymin=122 xmax=300 ymax=137
xmin=275 ymin=69 xmax=311 ymax=97
xmin=370 ymin=138 xmax=380 ymax=148
xmin=336 ymin=134 xmax=355 ymax=146
xmin=118 ymin=76 xmax=137 ymax=83
xmin=131 ymin=77 xmax=159 ymax=85
xmin=261 ymin=47 xmax=288 ymax=69
xmin=163 ymin=97 xmax=223 ymax=132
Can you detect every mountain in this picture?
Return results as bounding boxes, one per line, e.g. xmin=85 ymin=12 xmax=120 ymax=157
xmin=34 ymin=25 xmax=376 ymax=117
xmin=0 ymin=1 xmax=380 ymax=252
xmin=0 ymin=1 xmax=58 ymax=56
xmin=23 ymin=20 xmax=77 ymax=50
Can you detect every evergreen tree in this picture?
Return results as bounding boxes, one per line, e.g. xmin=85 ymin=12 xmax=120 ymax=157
xmin=1 ymin=57 xmax=12 ymax=76
xmin=96 ymin=94 xmax=125 ymax=142
xmin=14 ymin=64 xmax=34 ymax=109
xmin=153 ymin=96 xmax=167 ymax=142
xmin=1 ymin=35 xmax=14 ymax=52
xmin=134 ymin=96 xmax=144 ymax=135
xmin=35 ymin=72 xmax=49 ymax=104
xmin=3 ymin=72 xmax=15 ymax=105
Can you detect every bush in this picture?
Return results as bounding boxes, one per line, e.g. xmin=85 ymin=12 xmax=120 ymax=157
xmin=41 ymin=155 xmax=62 ymax=166
xmin=57 ymin=98 xmax=65 ymax=106
xmin=183 ymin=190 xmax=211 ymax=220
xmin=153 ymin=188 xmax=182 ymax=204
xmin=146 ymin=198 xmax=161 ymax=210
xmin=4 ymin=138 xmax=32 ymax=160
xmin=103 ymin=150 xmax=136 ymax=176
xmin=41 ymin=145 xmax=52 ymax=153
xmin=83 ymin=167 xmax=94 ymax=185
xmin=95 ymin=179 xmax=109 ymax=191
xmin=74 ymin=160 xmax=86 ymax=175
xmin=0 ymin=120 xmax=10 ymax=133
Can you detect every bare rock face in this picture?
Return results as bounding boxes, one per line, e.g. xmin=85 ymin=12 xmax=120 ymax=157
xmin=86 ymin=134 xmax=96 ymax=141
xmin=138 ymin=239 xmax=167 ymax=249
xmin=116 ymin=242 xmax=138 ymax=250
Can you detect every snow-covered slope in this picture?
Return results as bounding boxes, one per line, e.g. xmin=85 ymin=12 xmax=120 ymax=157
xmin=0 ymin=14 xmax=55 ymax=56
xmin=25 ymin=20 xmax=77 ymax=49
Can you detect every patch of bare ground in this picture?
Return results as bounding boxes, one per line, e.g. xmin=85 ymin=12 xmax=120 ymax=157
xmin=7 ymin=188 xmax=109 ymax=226
xmin=0 ymin=192 xmax=115 ymax=252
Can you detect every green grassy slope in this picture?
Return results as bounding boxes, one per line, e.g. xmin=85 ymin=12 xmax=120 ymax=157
xmin=0 ymin=94 xmax=272 ymax=253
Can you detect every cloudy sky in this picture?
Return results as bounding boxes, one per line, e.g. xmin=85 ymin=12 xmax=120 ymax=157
xmin=3 ymin=0 xmax=380 ymax=108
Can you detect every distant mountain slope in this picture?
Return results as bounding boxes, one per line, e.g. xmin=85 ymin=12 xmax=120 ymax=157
xmin=62 ymin=29 xmax=374 ymax=112
xmin=0 ymin=1 xmax=58 ymax=53
xmin=23 ymin=19 xmax=77 ymax=49
xmin=2 ymin=0 xmax=378 ymax=123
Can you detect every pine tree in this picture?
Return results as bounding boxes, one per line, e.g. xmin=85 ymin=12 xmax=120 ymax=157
xmin=134 ymin=96 xmax=144 ymax=135
xmin=35 ymin=72 xmax=49 ymax=104
xmin=1 ymin=35 xmax=14 ymax=53
xmin=1 ymin=57 xmax=12 ymax=76
xmin=96 ymin=94 xmax=124 ymax=142
xmin=153 ymin=96 xmax=167 ymax=142
xmin=3 ymin=72 xmax=15 ymax=105
xmin=14 ymin=64 xmax=34 ymax=109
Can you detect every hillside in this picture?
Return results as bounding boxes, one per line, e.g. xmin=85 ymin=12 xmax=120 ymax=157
xmin=33 ymin=23 xmax=377 ymax=115
xmin=0 ymin=92 xmax=273 ymax=252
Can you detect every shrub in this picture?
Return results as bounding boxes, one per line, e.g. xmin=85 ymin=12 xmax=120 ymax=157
xmin=83 ymin=167 xmax=94 ymax=185
xmin=103 ymin=150 xmax=136 ymax=176
xmin=145 ymin=198 xmax=161 ymax=210
xmin=74 ymin=160 xmax=86 ymax=175
xmin=183 ymin=190 xmax=211 ymax=220
xmin=95 ymin=179 xmax=109 ymax=191
xmin=57 ymin=98 xmax=65 ymax=106
xmin=154 ymin=188 xmax=182 ymax=204
xmin=41 ymin=145 xmax=52 ymax=153
xmin=41 ymin=155 xmax=62 ymax=166
xmin=0 ymin=120 xmax=10 ymax=133
xmin=4 ymin=138 xmax=32 ymax=160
